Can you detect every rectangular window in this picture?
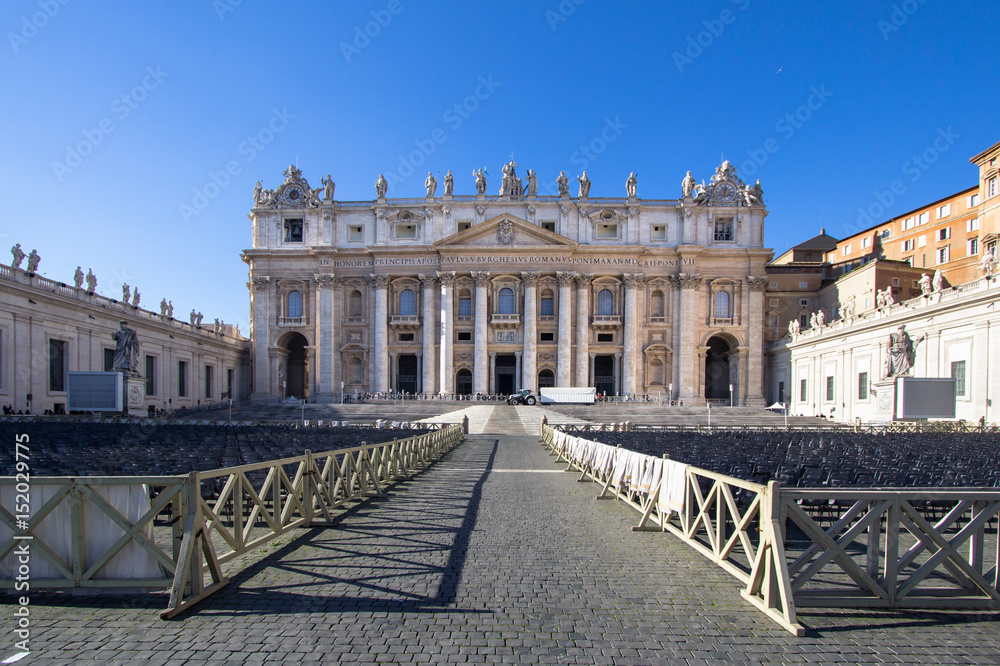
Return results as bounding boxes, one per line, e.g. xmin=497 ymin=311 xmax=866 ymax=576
xmin=842 ymin=244 xmax=852 ymax=256
xmin=892 ymin=277 xmax=899 ymax=287
xmin=104 ymin=348 xmax=115 ymax=372
xmin=540 ymin=297 xmax=554 ymax=317
xmin=938 ymin=227 xmax=950 ymax=241
xmin=969 ymin=193 xmax=980 ymax=207
xmin=769 ymin=281 xmax=777 ymax=289
xmin=798 ymin=281 xmax=808 ymax=289
xmin=902 ymin=217 xmax=914 ymax=230
xmin=799 ymin=378 xmax=808 ymax=402
xmin=597 ymin=333 xmax=614 ymax=343
xmin=395 ymin=223 xmax=417 ymax=239
xmin=988 ymin=177 xmax=997 ymax=198
xmin=458 ymin=221 xmax=471 ymax=232
xmin=283 ymin=218 xmax=303 ymax=243
xmin=541 ymin=221 xmax=555 ymax=233
xmin=825 ymin=376 xmax=834 ymax=402
xmin=398 ymin=333 xmax=414 ymax=342
xmin=862 ymin=237 xmax=871 ymax=249
xmin=902 ymin=240 xmax=914 ymax=251
xmin=714 ymin=220 xmax=732 ymax=241
xmin=145 ymin=355 xmax=155 ymax=395
xmin=540 ymin=332 xmax=554 ymax=342
xmin=458 ymin=297 xmax=472 ymax=318
xmin=799 ymin=299 xmax=809 ymax=307
xmin=49 ymin=339 xmax=66 ymax=392
xmin=799 ymin=313 xmax=809 ymax=328
xmin=858 ymin=372 xmax=868 ymax=400
xmin=968 ymin=238 xmax=979 ymax=256
xmin=205 ymin=365 xmax=213 ymax=399
xmin=348 ymin=225 xmax=363 ymax=241
xmin=918 ymin=235 xmax=926 ymax=248
xmin=917 ymin=212 xmax=929 ymax=225
xmin=597 ymin=223 xmax=618 ymax=239
xmin=937 ymin=246 xmax=950 ymax=264
xmin=651 ymin=225 xmax=666 ymax=240
xmin=937 ymin=204 xmax=951 ymax=218
xmin=457 ymin=331 xmax=472 ymax=342
xmin=951 ymin=360 xmax=966 ymax=397
xmin=967 ymin=218 xmax=979 ymax=232
xmin=769 ymin=298 xmax=779 ymax=307
xmin=881 ymin=229 xmax=891 ymax=238
xmin=178 ymin=361 xmax=188 ymax=398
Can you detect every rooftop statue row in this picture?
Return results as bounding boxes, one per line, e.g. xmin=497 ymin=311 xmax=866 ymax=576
xmin=253 ymin=161 xmax=764 ymax=209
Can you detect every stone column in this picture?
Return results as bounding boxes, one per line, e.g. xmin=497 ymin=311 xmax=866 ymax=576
xmin=371 ymin=275 xmax=390 ymax=393
xmin=697 ymin=347 xmax=709 ymax=403
xmin=521 ymin=272 xmax=539 ymax=393
xmin=622 ymin=274 xmax=643 ymax=395
xmin=473 ymin=272 xmax=490 ymax=394
xmin=678 ymin=273 xmax=701 ymax=400
xmin=415 ymin=352 xmax=423 ymax=394
xmin=575 ymin=274 xmax=592 ymax=386
xmin=420 ymin=273 xmax=437 ymax=395
xmin=389 ymin=352 xmax=398 ymax=392
xmin=314 ymin=273 xmax=335 ymax=402
xmin=746 ymin=276 xmax=767 ymax=405
xmin=438 ymin=272 xmax=456 ymax=394
xmin=556 ymin=271 xmax=574 ymax=386
xmin=251 ymin=276 xmax=271 ymax=400
xmin=515 ymin=352 xmax=522 ymax=391
xmin=589 ymin=352 xmax=596 ymax=388
xmin=489 ymin=351 xmax=496 ymax=394
xmin=614 ymin=352 xmax=622 ymax=395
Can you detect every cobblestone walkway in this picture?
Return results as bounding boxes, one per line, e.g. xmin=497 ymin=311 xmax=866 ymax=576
xmin=13 ymin=434 xmax=1000 ymax=664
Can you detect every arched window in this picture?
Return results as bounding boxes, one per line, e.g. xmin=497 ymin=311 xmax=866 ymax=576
xmin=349 ymin=290 xmax=363 ymax=317
xmin=597 ymin=289 xmax=614 ymax=316
xmin=650 ymin=290 xmax=664 ymax=317
xmin=498 ymin=287 xmax=515 ymax=314
xmin=287 ymin=290 xmax=303 ymax=318
xmin=399 ymin=289 xmax=416 ymax=315
xmin=540 ymin=290 xmax=554 ymax=317
xmin=538 ymin=369 xmax=555 ymax=388
xmin=714 ymin=291 xmax=731 ymax=319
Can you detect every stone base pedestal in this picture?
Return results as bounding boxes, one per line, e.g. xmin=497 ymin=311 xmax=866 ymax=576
xmin=124 ymin=375 xmax=145 ymax=415
xmin=872 ymin=378 xmax=897 ymax=420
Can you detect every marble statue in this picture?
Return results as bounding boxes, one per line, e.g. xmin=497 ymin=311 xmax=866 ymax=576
xmin=74 ymin=266 xmax=84 ymax=289
xmin=681 ymin=171 xmax=696 ymax=198
xmin=788 ymin=319 xmax=800 ymax=339
xmin=577 ymin=171 xmax=591 ymax=198
xmin=26 ymin=250 xmax=39 ymax=273
xmin=85 ymin=269 xmax=96 ymax=292
xmin=918 ymin=272 xmax=932 ymax=295
xmin=883 ymin=287 xmax=894 ymax=308
xmin=844 ymin=294 xmax=856 ymax=319
xmin=322 ymin=175 xmax=335 ymax=202
xmin=980 ymin=252 xmax=996 ymax=276
xmin=253 ymin=181 xmax=264 ymax=205
xmin=626 ymin=172 xmax=637 ymax=198
xmin=159 ymin=298 xmax=168 ymax=315
xmin=10 ymin=244 xmax=25 ymax=269
xmin=499 ymin=160 xmax=523 ymax=197
xmin=884 ymin=325 xmax=924 ymax=378
xmin=932 ymin=269 xmax=944 ymax=292
xmin=122 ymin=284 xmax=131 ymax=303
xmin=809 ymin=312 xmax=818 ymax=329
xmin=196 ymin=312 xmax=204 ymax=326
xmin=375 ymin=174 xmax=388 ymax=198
xmin=692 ymin=181 xmax=709 ymax=204
xmin=132 ymin=290 xmax=140 ymax=307
xmin=235 ymin=323 xmax=241 ymax=337
xmin=474 ymin=169 xmax=487 ymax=195
xmin=556 ymin=171 xmax=569 ymax=197
xmin=816 ymin=308 xmax=825 ymax=327
xmin=190 ymin=309 xmax=197 ymax=325
xmin=214 ymin=318 xmax=221 ymax=333
xmin=875 ymin=289 xmax=885 ymax=310
xmin=525 ymin=169 xmax=538 ymax=196
xmin=167 ymin=301 xmax=174 ymax=317
xmin=443 ymin=170 xmax=454 ymax=196
xmin=745 ymin=179 xmax=763 ymax=205
xmin=425 ymin=172 xmax=437 ymax=197
xmin=111 ymin=320 xmax=140 ymax=375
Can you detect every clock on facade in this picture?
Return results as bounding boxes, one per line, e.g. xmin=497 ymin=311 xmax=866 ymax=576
xmin=714 ymin=181 xmax=738 ymax=204
xmin=283 ymin=185 xmax=304 ymax=204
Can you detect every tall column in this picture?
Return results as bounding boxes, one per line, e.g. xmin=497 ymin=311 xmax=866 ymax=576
xmin=589 ymin=352 xmax=596 ymax=388
xmin=614 ymin=352 xmax=622 ymax=395
xmin=678 ymin=273 xmax=701 ymax=400
xmin=314 ymin=273 xmax=335 ymax=401
xmin=521 ymin=272 xmax=539 ymax=392
xmin=372 ymin=275 xmax=390 ymax=394
xmin=473 ymin=271 xmax=490 ymax=394
xmin=575 ymin=274 xmax=592 ymax=386
xmin=415 ymin=352 xmax=423 ymax=393
xmin=515 ymin=352 xmax=522 ymax=391
xmin=622 ymin=274 xmax=643 ymax=395
xmin=438 ymin=272 xmax=455 ymax=394
xmin=251 ymin=276 xmax=271 ymax=400
xmin=389 ymin=352 xmax=398 ymax=392
xmin=489 ymin=351 xmax=496 ymax=394
xmin=746 ymin=276 xmax=767 ymax=405
xmin=556 ymin=271 xmax=574 ymax=386
xmin=420 ymin=273 xmax=437 ymax=395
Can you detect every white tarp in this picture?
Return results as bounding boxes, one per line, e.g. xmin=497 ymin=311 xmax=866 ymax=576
xmin=539 ymin=387 xmax=597 ymax=404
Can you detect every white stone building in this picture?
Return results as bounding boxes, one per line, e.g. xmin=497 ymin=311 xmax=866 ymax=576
xmin=0 ymin=264 xmax=249 ymax=414
xmin=242 ymin=162 xmax=772 ymax=404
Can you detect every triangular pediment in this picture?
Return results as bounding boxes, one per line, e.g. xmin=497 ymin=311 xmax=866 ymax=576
xmin=436 ymin=215 xmax=578 ymax=249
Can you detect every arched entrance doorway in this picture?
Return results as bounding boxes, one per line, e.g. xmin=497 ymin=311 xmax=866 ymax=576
xmin=495 ymin=354 xmax=516 ymax=394
xmin=538 ymin=369 xmax=555 ymax=389
xmin=456 ymin=369 xmax=472 ymax=395
xmin=705 ymin=335 xmax=734 ymax=402
xmin=279 ymin=332 xmax=309 ymax=399
xmin=594 ymin=355 xmax=615 ymax=397
xmin=396 ymin=355 xmax=418 ymax=394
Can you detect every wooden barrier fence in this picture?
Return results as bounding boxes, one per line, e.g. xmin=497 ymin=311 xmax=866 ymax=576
xmin=542 ymin=424 xmax=1000 ymax=635
xmin=1 ymin=425 xmax=464 ymax=618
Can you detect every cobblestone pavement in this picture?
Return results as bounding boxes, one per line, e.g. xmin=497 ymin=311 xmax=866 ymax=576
xmin=10 ymin=433 xmax=1000 ymax=665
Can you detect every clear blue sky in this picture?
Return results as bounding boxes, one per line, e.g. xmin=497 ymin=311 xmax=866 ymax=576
xmin=3 ymin=1 xmax=998 ymax=331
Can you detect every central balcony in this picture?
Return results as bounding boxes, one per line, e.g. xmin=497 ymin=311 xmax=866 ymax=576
xmin=490 ymin=313 xmax=521 ymax=329
xmin=389 ymin=314 xmax=421 ymax=330
xmin=591 ymin=315 xmax=622 ymax=330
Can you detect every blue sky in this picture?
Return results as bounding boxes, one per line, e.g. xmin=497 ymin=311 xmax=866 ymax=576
xmin=2 ymin=0 xmax=998 ymax=329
